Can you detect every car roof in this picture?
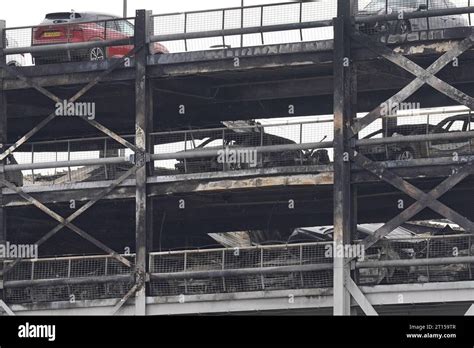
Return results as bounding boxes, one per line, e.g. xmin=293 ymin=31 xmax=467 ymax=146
xmin=46 ymin=11 xmax=120 ymax=18
xmin=440 ymin=113 xmax=473 ymax=122
xmin=42 ymin=12 xmax=121 ymax=24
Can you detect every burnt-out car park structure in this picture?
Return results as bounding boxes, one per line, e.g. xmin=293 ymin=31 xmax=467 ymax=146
xmin=0 ymin=0 xmax=474 ymax=317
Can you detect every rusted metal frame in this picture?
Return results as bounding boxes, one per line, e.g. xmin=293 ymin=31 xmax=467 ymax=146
xmin=351 ymin=30 xmax=474 ymax=136
xmin=0 ymin=177 xmax=132 ymax=270
xmin=0 ymin=167 xmax=137 ymax=277
xmin=0 ymin=46 xmax=141 ymax=162
xmin=112 ymin=283 xmax=139 ymax=315
xmin=352 ymin=152 xmax=474 ymax=245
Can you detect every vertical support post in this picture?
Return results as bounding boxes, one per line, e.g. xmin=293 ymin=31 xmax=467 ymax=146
xmin=333 ymin=1 xmax=356 ymax=316
xmin=134 ymin=9 xmax=151 ymax=316
xmin=0 ymin=20 xmax=6 ymax=301
xmin=146 ymin=79 xmax=155 ymax=258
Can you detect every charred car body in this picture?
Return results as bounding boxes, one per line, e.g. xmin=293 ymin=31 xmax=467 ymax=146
xmin=359 ymin=114 xmax=474 ymax=161
xmin=176 ymin=126 xmax=330 ymax=174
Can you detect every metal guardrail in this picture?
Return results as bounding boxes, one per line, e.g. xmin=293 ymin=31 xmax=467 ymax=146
xmin=3 ymin=110 xmax=474 ymax=186
xmin=150 ymin=1 xmax=336 ymax=52
xmin=2 ymin=1 xmax=474 ymax=62
xmin=2 ymin=234 xmax=472 ymax=303
xmin=2 ymin=119 xmax=335 ymax=186
xmin=3 ymin=254 xmax=135 ymax=304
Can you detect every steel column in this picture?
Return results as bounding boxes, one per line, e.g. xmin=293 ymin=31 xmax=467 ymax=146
xmin=0 ymin=19 xmax=6 ymax=303
xmin=134 ymin=9 xmax=151 ymax=316
xmin=333 ymin=0 xmax=356 ymax=316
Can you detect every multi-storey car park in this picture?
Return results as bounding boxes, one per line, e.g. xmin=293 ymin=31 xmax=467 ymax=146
xmin=0 ymin=0 xmax=474 ymax=316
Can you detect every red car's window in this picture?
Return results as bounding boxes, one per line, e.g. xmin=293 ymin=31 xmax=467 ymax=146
xmin=116 ymin=20 xmax=134 ymax=36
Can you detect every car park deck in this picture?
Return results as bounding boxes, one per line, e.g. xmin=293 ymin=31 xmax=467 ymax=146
xmin=1 ymin=1 xmax=474 ymax=316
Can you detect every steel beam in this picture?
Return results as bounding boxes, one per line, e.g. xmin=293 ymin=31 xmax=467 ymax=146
xmin=5 ymin=281 xmax=474 ymax=315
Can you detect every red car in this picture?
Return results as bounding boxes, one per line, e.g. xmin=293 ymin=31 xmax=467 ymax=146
xmin=32 ymin=12 xmax=168 ymax=65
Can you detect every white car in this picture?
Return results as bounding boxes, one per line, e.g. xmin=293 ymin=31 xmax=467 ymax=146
xmin=359 ymin=0 xmax=469 ymax=34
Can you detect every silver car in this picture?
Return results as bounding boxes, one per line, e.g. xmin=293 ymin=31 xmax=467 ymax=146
xmin=359 ymin=0 xmax=469 ymax=34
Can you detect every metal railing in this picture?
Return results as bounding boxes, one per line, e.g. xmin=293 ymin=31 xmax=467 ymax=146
xmin=2 ymin=233 xmax=472 ymax=303
xmin=3 ymin=1 xmax=474 ymax=64
xmin=3 ymin=109 xmax=474 ymax=187
xmin=3 ymin=254 xmax=135 ymax=304
xmin=3 ymin=119 xmax=335 ymax=186
xmin=150 ymin=1 xmax=336 ymax=52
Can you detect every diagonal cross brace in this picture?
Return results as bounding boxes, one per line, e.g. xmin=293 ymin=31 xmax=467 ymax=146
xmin=346 ymin=277 xmax=378 ymax=316
xmin=0 ymin=166 xmax=138 ymax=276
xmin=0 ymin=176 xmax=132 ymax=269
xmin=112 ymin=284 xmax=139 ymax=315
xmin=0 ymin=299 xmax=15 ymax=316
xmin=361 ymin=162 xmax=474 ymax=249
xmin=352 ymin=152 xmax=474 ymax=249
xmin=0 ymin=46 xmax=143 ymax=161
xmin=351 ymin=30 xmax=474 ymax=136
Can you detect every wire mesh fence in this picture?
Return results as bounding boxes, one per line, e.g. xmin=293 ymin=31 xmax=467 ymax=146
xmin=5 ymin=119 xmax=334 ymax=187
xmin=6 ymin=136 xmax=135 ymax=187
xmin=1 ymin=234 xmax=472 ymax=304
xmin=359 ymin=234 xmax=473 ymax=285
xmin=3 ymin=255 xmax=135 ymax=304
xmin=151 ymin=1 xmax=336 ymax=53
xmin=149 ymin=243 xmax=333 ymax=296
xmin=148 ymin=234 xmax=473 ymax=297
